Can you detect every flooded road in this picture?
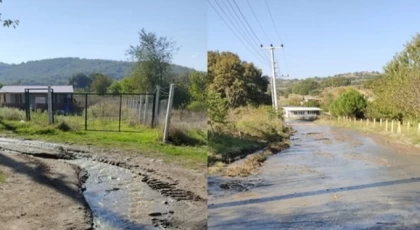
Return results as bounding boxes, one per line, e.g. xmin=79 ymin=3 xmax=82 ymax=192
xmin=0 ymin=138 xmax=180 ymax=230
xmin=208 ymin=122 xmax=420 ymax=229
xmin=67 ymin=159 xmax=172 ymax=230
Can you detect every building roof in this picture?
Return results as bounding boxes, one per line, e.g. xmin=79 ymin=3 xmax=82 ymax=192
xmin=282 ymin=106 xmax=322 ymax=111
xmin=0 ymin=85 xmax=74 ymax=93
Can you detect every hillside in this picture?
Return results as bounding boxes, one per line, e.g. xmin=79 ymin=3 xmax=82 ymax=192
xmin=277 ymin=71 xmax=383 ymax=95
xmin=277 ymin=71 xmax=381 ymax=88
xmin=0 ymin=58 xmax=196 ymax=85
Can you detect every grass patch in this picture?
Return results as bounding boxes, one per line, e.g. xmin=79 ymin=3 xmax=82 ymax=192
xmin=0 ymin=108 xmax=207 ymax=170
xmin=317 ymin=117 xmax=420 ymax=148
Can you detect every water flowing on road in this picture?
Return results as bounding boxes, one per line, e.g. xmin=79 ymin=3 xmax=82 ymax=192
xmin=208 ymin=122 xmax=420 ymax=229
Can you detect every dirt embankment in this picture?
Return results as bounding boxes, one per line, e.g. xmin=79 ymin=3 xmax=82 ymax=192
xmin=0 ymin=138 xmax=207 ymax=230
xmin=0 ymin=151 xmax=92 ymax=230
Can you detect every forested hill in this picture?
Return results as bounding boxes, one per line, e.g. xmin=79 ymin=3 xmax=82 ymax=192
xmin=0 ymin=57 xmax=196 ymax=85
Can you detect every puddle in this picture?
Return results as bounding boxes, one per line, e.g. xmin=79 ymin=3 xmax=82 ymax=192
xmin=65 ymin=159 xmax=172 ymax=230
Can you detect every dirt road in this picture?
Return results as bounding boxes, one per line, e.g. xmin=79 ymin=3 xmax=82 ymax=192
xmin=208 ymin=122 xmax=420 ymax=229
xmin=0 ymin=138 xmax=206 ymax=230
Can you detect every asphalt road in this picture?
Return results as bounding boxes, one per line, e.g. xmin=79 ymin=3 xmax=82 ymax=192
xmin=208 ymin=122 xmax=420 ymax=230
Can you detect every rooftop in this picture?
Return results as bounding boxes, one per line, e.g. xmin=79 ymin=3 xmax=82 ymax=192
xmin=282 ymin=106 xmax=322 ymax=111
xmin=0 ymin=85 xmax=74 ymax=93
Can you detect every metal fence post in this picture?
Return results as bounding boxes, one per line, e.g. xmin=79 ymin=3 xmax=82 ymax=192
xmin=84 ymin=94 xmax=88 ymax=131
xmin=163 ymin=84 xmax=175 ymax=143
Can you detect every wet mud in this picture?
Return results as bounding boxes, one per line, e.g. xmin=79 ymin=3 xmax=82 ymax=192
xmin=0 ymin=138 xmax=206 ymax=230
xmin=208 ymin=121 xmax=420 ymax=229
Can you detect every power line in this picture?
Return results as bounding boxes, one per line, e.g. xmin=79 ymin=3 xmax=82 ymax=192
xmin=229 ymin=0 xmax=271 ymax=65
xmin=264 ymin=0 xmax=290 ymax=77
xmin=221 ymin=1 xmax=270 ymax=62
xmin=246 ymin=0 xmax=271 ymax=44
xmin=232 ymin=0 xmax=263 ymax=46
xmin=264 ymin=0 xmax=283 ymax=43
xmin=220 ymin=0 xmax=267 ymax=62
xmin=208 ymin=0 xmax=268 ymax=65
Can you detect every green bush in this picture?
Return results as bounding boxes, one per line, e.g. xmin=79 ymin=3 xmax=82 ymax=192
xmin=329 ymin=89 xmax=367 ymax=118
xmin=186 ymin=101 xmax=207 ymax=112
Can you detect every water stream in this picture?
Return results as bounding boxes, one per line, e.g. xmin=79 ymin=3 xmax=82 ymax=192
xmin=66 ymin=159 xmax=173 ymax=230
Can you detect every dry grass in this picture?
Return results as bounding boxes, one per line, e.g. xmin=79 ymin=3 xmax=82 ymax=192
xmin=0 ymin=107 xmax=25 ymax=121
xmin=208 ymin=106 xmax=291 ymax=175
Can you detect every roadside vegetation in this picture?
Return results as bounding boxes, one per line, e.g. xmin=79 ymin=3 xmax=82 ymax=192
xmin=0 ymin=107 xmax=206 ymax=169
xmin=315 ymin=34 xmax=420 ymax=148
xmin=0 ymin=29 xmax=207 ymax=170
xmin=207 ymin=51 xmax=291 ymax=176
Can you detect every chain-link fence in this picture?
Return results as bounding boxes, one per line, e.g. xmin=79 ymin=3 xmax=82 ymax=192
xmin=25 ymin=92 xmax=169 ymax=132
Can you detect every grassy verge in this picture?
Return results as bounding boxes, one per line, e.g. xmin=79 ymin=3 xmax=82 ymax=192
xmin=0 ymin=108 xmax=207 ymax=170
xmin=316 ymin=117 xmax=420 ymax=147
xmin=208 ymin=106 xmax=291 ymax=176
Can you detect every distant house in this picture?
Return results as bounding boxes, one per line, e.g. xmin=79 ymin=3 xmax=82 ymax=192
xmin=282 ymin=106 xmax=322 ymax=121
xmin=0 ymin=85 xmax=74 ymax=112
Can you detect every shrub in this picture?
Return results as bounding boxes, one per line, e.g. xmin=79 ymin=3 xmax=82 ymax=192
xmin=57 ymin=121 xmax=72 ymax=132
xmin=186 ymin=101 xmax=207 ymax=112
xmin=0 ymin=108 xmax=25 ymax=121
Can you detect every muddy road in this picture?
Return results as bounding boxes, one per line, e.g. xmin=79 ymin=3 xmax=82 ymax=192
xmin=208 ymin=122 xmax=420 ymax=229
xmin=0 ymin=138 xmax=206 ymax=230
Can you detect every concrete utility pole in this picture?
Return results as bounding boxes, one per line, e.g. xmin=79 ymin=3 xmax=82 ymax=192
xmin=261 ymin=44 xmax=283 ymax=113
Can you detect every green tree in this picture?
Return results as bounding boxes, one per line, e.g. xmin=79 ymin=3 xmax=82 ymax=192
xmin=208 ymin=51 xmax=270 ymax=107
xmin=90 ymin=73 xmax=113 ymax=95
xmin=189 ymin=71 xmax=207 ymax=103
xmin=126 ymin=28 xmax=180 ymax=92
xmin=69 ymin=73 xmax=92 ymax=90
xmin=1 ymin=0 xmax=18 ymax=28
xmin=329 ymin=89 xmax=367 ymax=118
xmin=291 ymin=79 xmax=320 ymax=95
xmin=173 ymin=84 xmax=191 ymax=110
xmin=108 ymin=81 xmax=123 ymax=95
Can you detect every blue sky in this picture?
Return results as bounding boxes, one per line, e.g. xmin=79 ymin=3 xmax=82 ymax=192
xmin=0 ymin=0 xmax=207 ymax=71
xmin=208 ymin=0 xmax=420 ymax=78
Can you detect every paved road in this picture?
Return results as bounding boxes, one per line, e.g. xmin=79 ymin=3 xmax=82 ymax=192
xmin=208 ymin=122 xmax=420 ymax=229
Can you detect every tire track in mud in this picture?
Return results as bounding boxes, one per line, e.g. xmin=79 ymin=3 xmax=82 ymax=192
xmin=0 ymin=140 xmax=205 ymax=229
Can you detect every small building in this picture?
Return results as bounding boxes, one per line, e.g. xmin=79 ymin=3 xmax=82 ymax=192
xmin=282 ymin=106 xmax=322 ymax=120
xmin=0 ymin=85 xmax=74 ymax=112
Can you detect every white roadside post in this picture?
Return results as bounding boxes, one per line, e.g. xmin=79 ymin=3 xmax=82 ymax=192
xmin=163 ymin=84 xmax=175 ymax=143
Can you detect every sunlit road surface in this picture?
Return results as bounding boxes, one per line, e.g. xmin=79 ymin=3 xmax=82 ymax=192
xmin=208 ymin=122 xmax=420 ymax=229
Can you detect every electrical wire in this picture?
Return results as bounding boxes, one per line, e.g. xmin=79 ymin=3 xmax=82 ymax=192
xmin=208 ymin=0 xmax=268 ymax=65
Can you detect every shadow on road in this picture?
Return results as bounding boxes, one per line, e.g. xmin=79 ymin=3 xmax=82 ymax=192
xmin=0 ymin=152 xmax=150 ymax=229
xmin=209 ymin=177 xmax=420 ymax=210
